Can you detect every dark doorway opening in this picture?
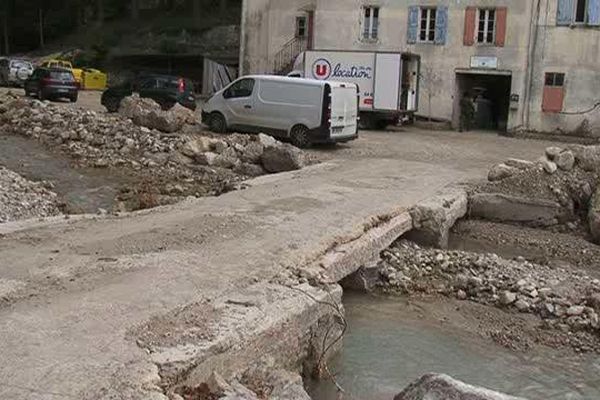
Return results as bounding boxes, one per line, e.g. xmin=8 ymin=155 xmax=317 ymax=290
xmin=455 ymin=72 xmax=512 ymax=132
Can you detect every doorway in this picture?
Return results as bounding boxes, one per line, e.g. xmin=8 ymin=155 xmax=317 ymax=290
xmin=454 ymin=71 xmax=512 ymax=132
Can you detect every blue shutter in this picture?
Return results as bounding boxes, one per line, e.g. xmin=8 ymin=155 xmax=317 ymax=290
xmin=589 ymin=0 xmax=600 ymax=26
xmin=407 ymin=6 xmax=419 ymax=44
xmin=434 ymin=6 xmax=448 ymax=45
xmin=556 ymin=0 xmax=574 ymax=25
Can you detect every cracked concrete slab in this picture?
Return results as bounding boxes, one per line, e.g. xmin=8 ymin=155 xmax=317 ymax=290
xmin=0 ymin=130 xmax=552 ymax=399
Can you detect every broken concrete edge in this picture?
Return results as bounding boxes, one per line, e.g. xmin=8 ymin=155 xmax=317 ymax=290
xmin=405 ymin=187 xmax=468 ymax=249
xmin=136 ymin=282 xmax=343 ymax=399
xmin=241 ymin=161 xmax=338 ymax=187
xmin=468 ymin=192 xmax=572 ymax=227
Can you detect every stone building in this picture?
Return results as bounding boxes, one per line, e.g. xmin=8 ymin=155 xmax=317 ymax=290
xmin=239 ymin=0 xmax=600 ymax=136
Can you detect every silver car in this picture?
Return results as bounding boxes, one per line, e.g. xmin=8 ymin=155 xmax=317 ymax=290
xmin=0 ymin=58 xmax=34 ymax=87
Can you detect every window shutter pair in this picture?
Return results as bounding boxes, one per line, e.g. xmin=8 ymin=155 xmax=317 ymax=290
xmin=463 ymin=7 xmax=507 ymax=47
xmin=407 ymin=6 xmax=448 ymax=45
xmin=557 ymin=0 xmax=600 ymax=25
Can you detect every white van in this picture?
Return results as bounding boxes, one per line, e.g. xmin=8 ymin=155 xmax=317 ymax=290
xmin=201 ymin=75 xmax=358 ymax=147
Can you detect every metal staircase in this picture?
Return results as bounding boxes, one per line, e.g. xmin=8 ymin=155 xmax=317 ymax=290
xmin=273 ymin=36 xmax=307 ymax=75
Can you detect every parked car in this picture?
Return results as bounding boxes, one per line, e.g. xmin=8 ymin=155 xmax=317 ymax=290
xmin=101 ymin=73 xmax=197 ymax=113
xmin=202 ymin=75 xmax=359 ymax=147
xmin=39 ymin=59 xmax=83 ymax=84
xmin=0 ymin=58 xmax=34 ymax=87
xmin=24 ymin=67 xmax=78 ymax=102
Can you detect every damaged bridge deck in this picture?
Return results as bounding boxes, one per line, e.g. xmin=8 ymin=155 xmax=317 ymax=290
xmin=0 ymin=132 xmax=551 ymax=399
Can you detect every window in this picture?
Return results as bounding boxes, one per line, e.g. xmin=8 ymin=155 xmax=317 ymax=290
xmin=477 ymin=9 xmax=496 ymax=44
xmin=419 ymin=7 xmax=437 ymax=42
xmin=545 ymin=72 xmax=565 ymax=87
xmin=362 ymin=6 xmax=379 ymax=40
xmin=296 ymin=16 xmax=307 ymax=38
xmin=224 ymin=78 xmax=255 ymax=99
xmin=542 ymin=72 xmax=566 ymax=113
xmin=575 ymin=0 xmax=588 ymax=23
xmin=139 ymin=78 xmax=157 ymax=90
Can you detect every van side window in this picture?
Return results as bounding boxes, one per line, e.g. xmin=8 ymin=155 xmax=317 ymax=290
xmin=224 ymin=78 xmax=255 ymax=99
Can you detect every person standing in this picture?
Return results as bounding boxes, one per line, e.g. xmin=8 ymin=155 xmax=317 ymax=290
xmin=459 ymin=92 xmax=475 ymax=132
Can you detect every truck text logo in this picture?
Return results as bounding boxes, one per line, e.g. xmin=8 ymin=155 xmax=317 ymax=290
xmin=312 ymin=59 xmax=372 ymax=80
xmin=312 ymin=59 xmax=332 ymax=80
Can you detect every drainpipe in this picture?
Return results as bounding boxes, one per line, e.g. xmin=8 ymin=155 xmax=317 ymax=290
xmin=522 ymin=0 xmax=541 ymax=130
xmin=238 ymin=0 xmax=247 ymax=76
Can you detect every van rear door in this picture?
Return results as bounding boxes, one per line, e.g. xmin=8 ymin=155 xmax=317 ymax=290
xmin=330 ymin=83 xmax=358 ymax=138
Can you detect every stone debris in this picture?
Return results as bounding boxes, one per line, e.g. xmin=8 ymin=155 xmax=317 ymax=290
xmin=0 ymin=94 xmax=310 ymax=211
xmin=0 ymin=166 xmax=61 ymax=223
xmin=588 ymin=185 xmax=600 ymax=244
xmin=378 ymin=240 xmax=600 ymax=346
xmin=394 ymin=373 xmax=527 ymax=400
xmin=488 ymin=163 xmax=518 ymax=182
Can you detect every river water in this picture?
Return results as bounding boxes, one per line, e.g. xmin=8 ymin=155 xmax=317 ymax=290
xmin=0 ymin=135 xmax=131 ymax=213
xmin=309 ymin=293 xmax=600 ymax=400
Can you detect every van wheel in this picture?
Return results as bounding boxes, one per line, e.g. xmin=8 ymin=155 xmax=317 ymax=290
xmin=290 ymin=125 xmax=311 ymax=148
xmin=209 ymin=112 xmax=227 ymax=133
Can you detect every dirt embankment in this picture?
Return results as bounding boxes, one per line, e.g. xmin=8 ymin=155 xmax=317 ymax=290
xmin=0 ymin=93 xmax=309 ymax=217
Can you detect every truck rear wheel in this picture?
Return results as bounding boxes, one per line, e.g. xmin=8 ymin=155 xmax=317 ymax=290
xmin=290 ymin=125 xmax=311 ymax=148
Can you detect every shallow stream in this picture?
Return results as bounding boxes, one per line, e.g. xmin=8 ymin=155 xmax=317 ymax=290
xmin=0 ymin=135 xmax=131 ymax=213
xmin=309 ymin=293 xmax=600 ymax=400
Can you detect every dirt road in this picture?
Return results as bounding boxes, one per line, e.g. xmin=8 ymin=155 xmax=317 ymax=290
xmin=0 ymin=87 xmax=557 ymax=398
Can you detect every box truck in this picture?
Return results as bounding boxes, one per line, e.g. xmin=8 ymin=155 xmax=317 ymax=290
xmin=289 ymin=50 xmax=420 ymax=129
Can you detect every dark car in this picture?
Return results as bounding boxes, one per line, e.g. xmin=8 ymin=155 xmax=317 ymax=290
xmin=24 ymin=67 xmax=78 ymax=102
xmin=101 ymin=74 xmax=196 ymax=112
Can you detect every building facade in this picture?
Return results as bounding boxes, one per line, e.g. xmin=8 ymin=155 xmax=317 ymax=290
xmin=240 ymin=0 xmax=600 ymax=135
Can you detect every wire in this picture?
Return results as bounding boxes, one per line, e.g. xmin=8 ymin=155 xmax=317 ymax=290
xmin=559 ymin=101 xmax=600 ymax=115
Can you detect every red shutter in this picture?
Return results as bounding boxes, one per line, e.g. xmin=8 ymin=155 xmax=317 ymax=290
xmin=542 ymin=87 xmax=565 ymax=113
xmin=495 ymin=7 xmax=507 ymax=47
xmin=464 ymin=7 xmax=476 ymax=46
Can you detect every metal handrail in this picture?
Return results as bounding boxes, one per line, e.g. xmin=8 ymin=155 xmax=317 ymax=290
xmin=273 ymin=36 xmax=307 ymax=75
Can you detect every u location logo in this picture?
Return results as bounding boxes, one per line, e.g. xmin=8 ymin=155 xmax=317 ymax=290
xmin=312 ymin=59 xmax=331 ymax=80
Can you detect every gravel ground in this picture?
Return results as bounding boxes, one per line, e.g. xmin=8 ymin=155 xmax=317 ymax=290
xmin=375 ymin=239 xmax=600 ymax=354
xmin=0 ymin=166 xmax=62 ymax=223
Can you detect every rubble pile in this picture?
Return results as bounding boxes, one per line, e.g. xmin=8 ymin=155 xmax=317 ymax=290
xmin=0 ymin=95 xmax=307 ymax=210
xmin=0 ymin=166 xmax=62 ymax=223
xmin=476 ymin=145 xmax=600 ymax=236
xmin=378 ymin=240 xmax=600 ymax=345
xmin=482 ymin=145 xmax=599 ymax=206
xmin=118 ymin=95 xmax=197 ymax=133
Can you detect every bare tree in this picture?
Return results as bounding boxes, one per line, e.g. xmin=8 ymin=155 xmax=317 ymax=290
xmin=1 ymin=1 xmax=9 ymax=55
xmin=96 ymin=0 xmax=104 ymax=26
xmin=420 ymin=66 xmax=443 ymax=125
xmin=38 ymin=1 xmax=44 ymax=48
xmin=131 ymin=0 xmax=139 ymax=20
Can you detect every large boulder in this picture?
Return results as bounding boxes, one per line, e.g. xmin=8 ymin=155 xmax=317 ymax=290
xmin=261 ymin=143 xmax=305 ymax=173
xmin=488 ymin=163 xmax=518 ymax=182
xmin=589 ymin=185 xmax=600 ymax=244
xmin=556 ymin=150 xmax=575 ymax=171
xmin=571 ymin=145 xmax=600 ymax=171
xmin=118 ymin=95 xmax=161 ymax=127
xmin=394 ymin=374 xmax=527 ymax=400
xmin=119 ymin=95 xmax=197 ymax=133
xmin=504 ymin=158 xmax=534 ymax=170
